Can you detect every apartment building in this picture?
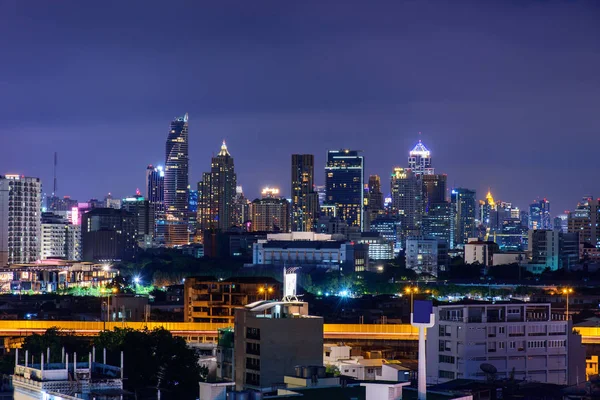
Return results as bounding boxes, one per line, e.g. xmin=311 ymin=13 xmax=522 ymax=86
xmin=426 ymin=302 xmax=585 ymax=385
xmin=184 ymin=276 xmax=281 ymax=324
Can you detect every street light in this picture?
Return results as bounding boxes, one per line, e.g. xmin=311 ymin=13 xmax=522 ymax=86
xmin=258 ymin=286 xmax=274 ymax=301
xmin=562 ymin=288 xmax=573 ymax=320
xmin=101 ymin=287 xmax=118 ymax=330
xmin=404 ymin=286 xmax=419 ymax=314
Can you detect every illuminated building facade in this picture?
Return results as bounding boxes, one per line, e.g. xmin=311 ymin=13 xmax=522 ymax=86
xmin=528 ymin=229 xmax=579 ymax=272
xmin=529 ymin=198 xmax=551 ymax=230
xmin=451 ymin=188 xmax=477 ymax=246
xmin=122 ymin=195 xmax=154 ymax=248
xmin=370 ymin=218 xmax=402 ymax=255
xmin=197 ymin=141 xmax=237 ymax=232
xmin=364 ymin=174 xmax=384 ymax=229
xmin=390 ymin=167 xmax=423 ymax=242
xmin=325 ymin=150 xmax=364 ymax=230
xmin=422 ymin=201 xmax=454 ymax=249
xmin=250 ymin=188 xmax=291 ymax=232
xmin=291 ymin=154 xmax=319 ymax=232
xmin=408 ymin=139 xmax=434 ymax=176
xmin=567 ymin=197 xmax=600 ymax=248
xmin=164 ymin=113 xmax=189 ymax=247
xmin=40 ymin=212 xmax=81 ymax=260
xmin=405 ymin=236 xmax=447 ymax=277
xmin=0 ymin=175 xmax=42 ymax=266
xmin=146 ymin=164 xmax=165 ymax=242
xmin=479 ymin=191 xmax=495 ymax=227
xmin=232 ymin=186 xmax=251 ymax=228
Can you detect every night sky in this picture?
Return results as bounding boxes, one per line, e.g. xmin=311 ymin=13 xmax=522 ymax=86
xmin=1 ymin=1 xmax=599 ymax=213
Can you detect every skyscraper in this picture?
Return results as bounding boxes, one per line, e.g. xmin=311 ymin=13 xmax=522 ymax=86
xmin=325 ymin=150 xmax=364 ymax=230
xmin=422 ymin=201 xmax=454 ymax=249
xmin=122 ymin=195 xmax=154 ymax=249
xmin=82 ymin=208 xmax=137 ymax=261
xmin=408 ymin=139 xmax=433 ymax=175
xmin=364 ymin=174 xmax=384 ymax=230
xmin=451 ymin=188 xmax=477 ymax=246
xmin=0 ymin=175 xmax=42 ymax=266
xmin=422 ymin=174 xmax=447 ymax=212
xmin=232 ymin=186 xmax=251 ymax=228
xmin=529 ymin=198 xmax=551 ymax=230
xmin=568 ymin=197 xmax=600 ymax=247
xmin=146 ymin=164 xmax=165 ymax=242
xmin=390 ymin=167 xmax=423 ymax=241
xmin=197 ymin=141 xmax=237 ymax=232
xmin=164 ymin=113 xmax=189 ymax=247
xmin=291 ymin=154 xmax=319 ymax=232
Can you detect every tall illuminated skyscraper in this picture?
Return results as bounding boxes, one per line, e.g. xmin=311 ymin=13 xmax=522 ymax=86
xmin=408 ymin=139 xmax=434 ymax=176
xmin=325 ymin=150 xmax=364 ymax=230
xmin=451 ymin=188 xmax=477 ymax=246
xmin=0 ymin=175 xmax=42 ymax=265
xmin=164 ymin=113 xmax=189 ymax=247
xmin=390 ymin=167 xmax=423 ymax=242
xmin=146 ymin=164 xmax=165 ymax=242
xmin=529 ymin=198 xmax=551 ymax=230
xmin=291 ymin=154 xmax=318 ymax=232
xmin=197 ymin=141 xmax=237 ymax=232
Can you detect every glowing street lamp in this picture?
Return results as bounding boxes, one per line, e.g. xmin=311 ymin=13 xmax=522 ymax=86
xmin=562 ymin=288 xmax=573 ymax=320
xmin=405 ymin=286 xmax=419 ymax=313
xmin=258 ymin=286 xmax=273 ymax=300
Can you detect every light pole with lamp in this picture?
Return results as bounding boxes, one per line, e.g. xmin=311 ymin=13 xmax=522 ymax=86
xmin=405 ymin=286 xmax=419 ymax=313
xmin=562 ymin=288 xmax=573 ymax=320
xmin=258 ymin=286 xmax=274 ymax=301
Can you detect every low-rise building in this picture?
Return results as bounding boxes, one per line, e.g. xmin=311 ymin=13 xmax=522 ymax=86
xmin=234 ymin=300 xmax=323 ymax=391
xmin=405 ymin=236 xmax=448 ymax=277
xmin=0 ymin=260 xmax=117 ymax=293
xmin=426 ymin=302 xmax=586 ymax=385
xmin=12 ymin=349 xmax=123 ymax=400
xmin=184 ymin=276 xmax=281 ymax=324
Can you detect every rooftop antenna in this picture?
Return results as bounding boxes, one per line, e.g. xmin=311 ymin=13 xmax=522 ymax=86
xmin=53 ymin=152 xmax=58 ymax=196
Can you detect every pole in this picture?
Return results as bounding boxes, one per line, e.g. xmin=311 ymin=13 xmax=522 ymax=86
xmin=566 ymin=291 xmax=569 ymax=320
xmin=418 ymin=326 xmax=426 ymax=400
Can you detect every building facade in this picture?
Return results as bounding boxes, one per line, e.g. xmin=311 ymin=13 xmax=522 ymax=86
xmin=164 ymin=114 xmax=189 ymax=247
xmin=390 ymin=167 xmax=423 ymax=243
xmin=0 ymin=175 xmax=42 ymax=266
xmin=146 ymin=164 xmax=165 ymax=243
xmin=250 ymin=192 xmax=291 ymax=233
xmin=325 ymin=150 xmax=364 ymax=230
xmin=568 ymin=197 xmax=600 ymax=248
xmin=528 ymin=229 xmax=579 ymax=272
xmin=408 ymin=140 xmax=433 ymax=176
xmin=184 ymin=276 xmax=281 ymax=324
xmin=82 ymin=208 xmax=137 ymax=262
xmin=405 ymin=236 xmax=445 ymax=277
xmin=426 ymin=303 xmax=586 ymax=386
xmin=234 ymin=301 xmax=323 ymax=391
xmin=291 ymin=154 xmax=319 ymax=232
xmin=529 ymin=198 xmax=551 ymax=230
xmin=451 ymin=188 xmax=477 ymax=247
xmin=122 ymin=195 xmax=154 ymax=248
xmin=422 ymin=201 xmax=454 ymax=249
xmin=197 ymin=141 xmax=237 ymax=232
xmin=40 ymin=212 xmax=81 ymax=260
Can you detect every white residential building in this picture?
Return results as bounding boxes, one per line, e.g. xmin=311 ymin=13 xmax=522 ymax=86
xmin=40 ymin=213 xmax=82 ymax=261
xmin=426 ymin=303 xmax=586 ymax=385
xmin=405 ymin=236 xmax=440 ymax=276
xmin=0 ymin=175 xmax=42 ymax=266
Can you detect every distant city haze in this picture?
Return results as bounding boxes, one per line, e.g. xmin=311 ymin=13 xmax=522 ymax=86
xmin=1 ymin=1 xmax=599 ymax=212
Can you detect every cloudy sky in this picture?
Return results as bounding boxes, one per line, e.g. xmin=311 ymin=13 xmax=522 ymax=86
xmin=1 ymin=0 xmax=599 ymax=213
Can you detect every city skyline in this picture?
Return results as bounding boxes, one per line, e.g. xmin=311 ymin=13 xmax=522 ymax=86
xmin=1 ymin=1 xmax=599 ymax=212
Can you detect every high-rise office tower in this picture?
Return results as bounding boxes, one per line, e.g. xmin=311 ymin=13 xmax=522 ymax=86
xmin=197 ymin=141 xmax=237 ymax=232
xmin=390 ymin=167 xmax=423 ymax=241
xmin=408 ymin=139 xmax=434 ymax=175
xmin=250 ymin=188 xmax=291 ymax=232
xmin=291 ymin=154 xmax=319 ymax=232
xmin=325 ymin=150 xmax=364 ymax=230
xmin=451 ymin=188 xmax=477 ymax=246
xmin=122 ymin=195 xmax=155 ymax=249
xmin=422 ymin=201 xmax=454 ymax=249
xmin=232 ymin=186 xmax=251 ymax=228
xmin=568 ymin=197 xmax=600 ymax=248
xmin=422 ymin=174 xmax=447 ymax=212
xmin=0 ymin=175 xmax=42 ymax=266
xmin=146 ymin=165 xmax=165 ymax=242
xmin=164 ymin=113 xmax=189 ymax=247
xmin=479 ymin=190 xmax=495 ymax=227
xmin=364 ymin=175 xmax=384 ymax=230
xmin=529 ymin=198 xmax=551 ymax=230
